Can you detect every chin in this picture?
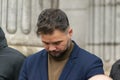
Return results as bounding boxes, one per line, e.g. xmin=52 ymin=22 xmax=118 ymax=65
xmin=51 ymin=53 xmax=61 ymax=57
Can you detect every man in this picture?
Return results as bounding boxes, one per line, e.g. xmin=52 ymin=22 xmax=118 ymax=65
xmin=109 ymin=59 xmax=120 ymax=80
xmin=0 ymin=27 xmax=26 ymax=80
xmin=19 ymin=8 xmax=105 ymax=80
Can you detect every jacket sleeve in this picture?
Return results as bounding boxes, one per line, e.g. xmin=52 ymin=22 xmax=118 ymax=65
xmin=18 ymin=59 xmax=28 ymax=80
xmin=86 ymin=57 xmax=104 ymax=79
xmin=14 ymin=56 xmax=26 ymax=80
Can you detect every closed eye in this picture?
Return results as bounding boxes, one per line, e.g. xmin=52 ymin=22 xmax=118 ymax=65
xmin=52 ymin=41 xmax=62 ymax=45
xmin=42 ymin=41 xmax=50 ymax=45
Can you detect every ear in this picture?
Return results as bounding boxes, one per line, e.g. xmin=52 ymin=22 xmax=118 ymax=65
xmin=68 ymin=27 xmax=73 ymax=37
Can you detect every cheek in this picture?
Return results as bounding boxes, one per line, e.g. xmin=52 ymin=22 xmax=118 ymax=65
xmin=57 ymin=42 xmax=68 ymax=50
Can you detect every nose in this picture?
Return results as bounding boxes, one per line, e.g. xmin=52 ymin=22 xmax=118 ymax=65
xmin=48 ymin=45 xmax=56 ymax=51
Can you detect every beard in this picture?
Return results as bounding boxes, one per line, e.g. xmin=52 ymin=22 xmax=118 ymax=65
xmin=48 ymin=49 xmax=67 ymax=58
xmin=48 ymin=39 xmax=71 ymax=58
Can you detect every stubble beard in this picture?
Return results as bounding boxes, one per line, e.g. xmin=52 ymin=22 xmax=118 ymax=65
xmin=48 ymin=39 xmax=71 ymax=58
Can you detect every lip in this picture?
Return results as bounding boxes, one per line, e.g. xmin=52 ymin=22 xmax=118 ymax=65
xmin=50 ymin=51 xmax=59 ymax=54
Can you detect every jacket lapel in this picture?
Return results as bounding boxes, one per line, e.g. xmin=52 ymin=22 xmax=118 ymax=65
xmin=40 ymin=51 xmax=48 ymax=80
xmin=59 ymin=41 xmax=79 ymax=80
xmin=59 ymin=58 xmax=75 ymax=80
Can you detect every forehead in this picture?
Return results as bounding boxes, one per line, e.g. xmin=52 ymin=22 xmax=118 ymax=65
xmin=40 ymin=30 xmax=67 ymax=42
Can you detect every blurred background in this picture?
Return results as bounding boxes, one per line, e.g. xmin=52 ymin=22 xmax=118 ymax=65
xmin=0 ymin=0 xmax=120 ymax=75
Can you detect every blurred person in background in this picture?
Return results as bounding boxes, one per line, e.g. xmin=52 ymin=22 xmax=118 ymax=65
xmin=18 ymin=8 xmax=111 ymax=80
xmin=110 ymin=59 xmax=120 ymax=80
xmin=0 ymin=27 xmax=26 ymax=80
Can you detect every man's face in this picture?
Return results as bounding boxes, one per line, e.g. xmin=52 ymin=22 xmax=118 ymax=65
xmin=40 ymin=28 xmax=73 ymax=58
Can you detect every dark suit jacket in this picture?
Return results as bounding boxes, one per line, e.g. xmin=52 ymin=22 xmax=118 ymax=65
xmin=19 ymin=41 xmax=104 ymax=80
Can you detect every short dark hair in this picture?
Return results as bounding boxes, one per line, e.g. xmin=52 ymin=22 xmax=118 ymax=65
xmin=36 ymin=8 xmax=69 ymax=35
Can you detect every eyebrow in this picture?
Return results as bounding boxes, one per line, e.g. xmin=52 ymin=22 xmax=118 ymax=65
xmin=52 ymin=41 xmax=62 ymax=44
xmin=42 ymin=40 xmax=63 ymax=44
xmin=42 ymin=41 xmax=49 ymax=44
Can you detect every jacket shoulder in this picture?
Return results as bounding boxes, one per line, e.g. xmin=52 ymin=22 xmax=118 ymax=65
xmin=25 ymin=49 xmax=47 ymax=63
